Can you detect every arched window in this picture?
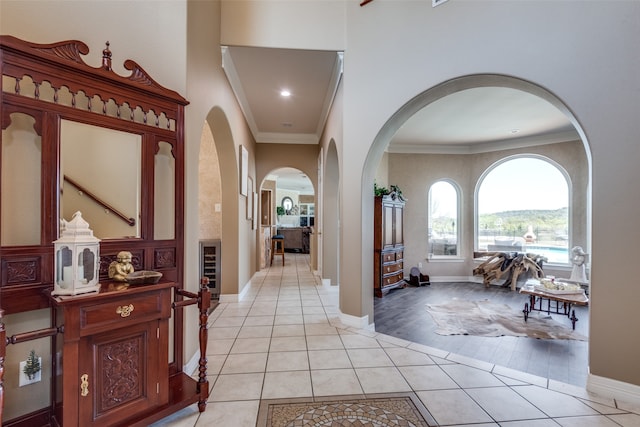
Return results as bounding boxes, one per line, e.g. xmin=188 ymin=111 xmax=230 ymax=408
xmin=428 ymin=180 xmax=459 ymax=257
xmin=476 ymin=156 xmax=569 ymax=264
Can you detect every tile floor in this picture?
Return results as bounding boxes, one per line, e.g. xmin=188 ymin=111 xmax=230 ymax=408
xmin=151 ymin=254 xmax=640 ymax=426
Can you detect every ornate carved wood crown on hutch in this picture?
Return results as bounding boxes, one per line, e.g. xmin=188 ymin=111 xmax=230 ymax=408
xmin=0 ymin=36 xmax=209 ymax=426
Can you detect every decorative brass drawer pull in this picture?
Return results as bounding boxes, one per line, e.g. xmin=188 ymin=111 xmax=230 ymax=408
xmin=116 ymin=304 xmax=134 ymax=317
xmin=80 ymin=373 xmax=89 ymax=397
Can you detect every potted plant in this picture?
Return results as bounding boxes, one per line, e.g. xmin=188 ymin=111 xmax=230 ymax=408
xmin=23 ymin=349 xmax=41 ymax=380
xmin=374 ymin=182 xmax=390 ymax=197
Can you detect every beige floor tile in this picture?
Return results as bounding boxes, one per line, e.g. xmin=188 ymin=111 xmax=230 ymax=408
xmin=304 ymin=323 xmax=339 ymax=336
xmin=306 ymin=335 xmax=344 ymax=350
xmin=270 ymin=336 xmax=307 ymax=352
xmin=302 ymin=306 xmax=326 ymax=314
xmin=416 ymin=389 xmax=494 ymax=425
xmin=207 ymin=355 xmax=227 ymax=375
xmin=491 ymin=365 xmax=549 ymax=387
xmin=607 ymin=413 xmax=640 ymax=426
xmin=355 ymin=367 xmax=412 ymax=393
xmin=500 ymin=420 xmax=559 ymax=427
xmin=208 ymin=326 xmax=240 ymax=340
xmin=340 ymin=334 xmax=381 ymax=349
xmin=465 ymin=387 xmax=547 ymax=421
xmin=237 ymin=325 xmax=273 ymax=338
xmin=230 ymin=337 xmax=271 ymax=354
xmin=440 ymin=364 xmax=506 ymax=388
xmin=446 ymin=353 xmax=494 ymax=371
xmin=347 ymin=348 xmax=394 ymax=368
xmin=552 ymin=415 xmax=622 ymax=426
xmin=209 ymin=373 xmax=264 ymax=402
xmin=398 ymin=365 xmax=459 ymax=390
xmin=301 ymin=298 xmax=323 ymax=306
xmin=303 ymin=313 xmax=329 ymax=324
xmin=148 ymin=404 xmax=200 ymax=426
xmin=218 ymin=307 xmax=250 ymax=317
xmin=211 ymin=316 xmax=245 ymax=327
xmin=310 ymin=368 xmax=364 ymax=396
xmin=221 ymin=353 xmax=268 ymax=374
xmin=383 ymin=347 xmax=435 ymax=366
xmin=513 ymin=385 xmax=600 ymax=418
xmin=267 ymin=351 xmax=309 ymax=372
xmin=242 ymin=315 xmax=275 ymax=326
xmin=276 ymin=306 xmax=303 ymax=315
xmin=406 ymin=342 xmax=449 ymax=359
xmin=195 ymin=400 xmax=260 ymax=427
xmin=207 ymin=338 xmax=234 ymax=355
xmin=274 ymin=314 xmax=304 ymax=325
xmin=248 ymin=306 xmax=277 ymax=316
xmin=262 ymin=371 xmax=313 ymax=399
xmin=272 ymin=324 xmax=305 ymax=337
xmin=308 ymin=349 xmax=352 ymax=369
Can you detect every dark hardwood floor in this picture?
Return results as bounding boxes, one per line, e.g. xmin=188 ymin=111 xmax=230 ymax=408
xmin=374 ymin=281 xmax=589 ymax=387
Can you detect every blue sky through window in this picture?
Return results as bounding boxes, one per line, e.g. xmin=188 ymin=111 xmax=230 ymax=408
xmin=478 ymin=158 xmax=568 ymax=214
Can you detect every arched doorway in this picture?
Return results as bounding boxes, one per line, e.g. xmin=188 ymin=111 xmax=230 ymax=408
xmin=363 ymin=74 xmax=592 ymax=382
xmin=259 ymin=167 xmax=315 ymax=268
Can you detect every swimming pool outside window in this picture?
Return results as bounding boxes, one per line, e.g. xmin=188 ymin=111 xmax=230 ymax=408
xmin=476 ymin=156 xmax=570 ymax=264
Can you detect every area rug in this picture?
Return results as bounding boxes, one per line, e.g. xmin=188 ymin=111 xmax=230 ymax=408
xmin=257 ymin=394 xmax=434 ymax=427
xmin=425 ymin=299 xmax=587 ymax=340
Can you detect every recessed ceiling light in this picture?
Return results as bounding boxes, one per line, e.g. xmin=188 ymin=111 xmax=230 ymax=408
xmin=280 ymin=90 xmax=291 ymax=97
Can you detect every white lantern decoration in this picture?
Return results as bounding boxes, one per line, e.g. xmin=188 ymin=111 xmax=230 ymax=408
xmin=52 ymin=211 xmax=101 ymax=296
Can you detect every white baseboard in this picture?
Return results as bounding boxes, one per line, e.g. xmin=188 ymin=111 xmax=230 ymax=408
xmin=429 ymin=275 xmax=484 ymax=283
xmin=184 ymin=350 xmax=200 ymax=376
xmin=322 ymin=278 xmax=331 ymax=286
xmin=587 ymin=372 xmax=640 ymax=406
xmin=219 ymin=294 xmax=239 ymax=303
xmin=339 ymin=311 xmax=374 ymax=331
xmin=219 ymin=278 xmax=253 ymax=303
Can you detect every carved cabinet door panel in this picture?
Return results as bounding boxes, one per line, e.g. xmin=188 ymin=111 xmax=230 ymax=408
xmin=78 ymin=320 xmax=163 ymax=426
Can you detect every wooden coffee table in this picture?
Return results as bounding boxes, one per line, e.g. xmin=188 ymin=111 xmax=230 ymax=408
xmin=519 ymin=285 xmax=589 ymax=330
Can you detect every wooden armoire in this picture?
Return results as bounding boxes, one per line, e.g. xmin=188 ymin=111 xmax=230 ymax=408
xmin=373 ymin=195 xmax=405 ymax=298
xmin=0 ymin=36 xmax=209 ymax=426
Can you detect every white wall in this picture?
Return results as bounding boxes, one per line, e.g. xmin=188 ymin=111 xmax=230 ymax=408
xmin=338 ymin=0 xmax=639 ymax=389
xmin=221 ymin=0 xmax=346 ymax=50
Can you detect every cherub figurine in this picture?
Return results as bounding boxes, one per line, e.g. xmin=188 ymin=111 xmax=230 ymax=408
xmin=569 ymin=246 xmax=589 ymax=283
xmin=108 ymin=251 xmax=135 ymax=282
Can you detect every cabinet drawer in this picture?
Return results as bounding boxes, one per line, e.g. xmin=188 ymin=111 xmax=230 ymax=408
xmin=382 ymin=262 xmax=402 ymax=275
xmin=80 ymin=291 xmax=165 ymax=335
xmin=382 ymin=271 xmax=404 ymax=287
xmin=382 ymin=252 xmax=395 ymax=263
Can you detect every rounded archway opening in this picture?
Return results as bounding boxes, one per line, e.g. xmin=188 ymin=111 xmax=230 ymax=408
xmin=363 ymin=74 xmax=592 ymax=385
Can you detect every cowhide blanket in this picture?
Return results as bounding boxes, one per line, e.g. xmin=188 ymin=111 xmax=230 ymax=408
xmin=425 ymin=299 xmax=587 ymax=340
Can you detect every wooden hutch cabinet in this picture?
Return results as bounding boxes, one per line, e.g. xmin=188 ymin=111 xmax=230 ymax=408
xmin=0 ymin=36 xmax=210 ymax=427
xmin=374 ymin=195 xmax=405 ymax=298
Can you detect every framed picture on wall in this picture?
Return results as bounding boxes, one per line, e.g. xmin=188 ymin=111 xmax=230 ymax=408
xmin=239 ymin=145 xmax=248 ymax=196
xmin=246 ymin=176 xmax=253 ymax=220
xmin=252 ymin=192 xmax=258 ymax=230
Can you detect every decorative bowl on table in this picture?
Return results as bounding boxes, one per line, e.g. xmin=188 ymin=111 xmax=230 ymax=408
xmin=534 ymin=279 xmax=583 ymax=294
xmin=125 ymin=270 xmax=163 ymax=285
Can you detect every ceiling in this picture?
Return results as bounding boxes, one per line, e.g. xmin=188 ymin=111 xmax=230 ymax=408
xmin=222 ymin=46 xmax=579 ymax=193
